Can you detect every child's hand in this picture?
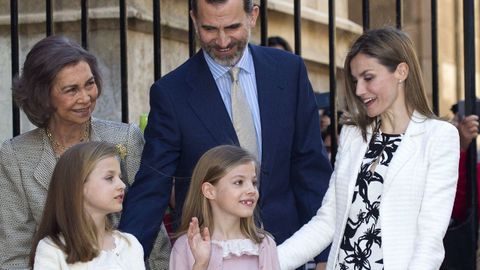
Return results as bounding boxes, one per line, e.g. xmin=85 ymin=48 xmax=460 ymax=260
xmin=188 ymin=217 xmax=211 ymax=270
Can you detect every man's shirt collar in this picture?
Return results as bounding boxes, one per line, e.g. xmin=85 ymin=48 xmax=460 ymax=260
xmin=203 ymin=45 xmax=254 ymax=80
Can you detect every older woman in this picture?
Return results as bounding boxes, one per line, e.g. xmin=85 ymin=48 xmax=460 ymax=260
xmin=0 ymin=35 xmax=170 ymax=270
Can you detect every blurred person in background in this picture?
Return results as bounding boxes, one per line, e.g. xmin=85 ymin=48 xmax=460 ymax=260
xmin=267 ymin=35 xmax=293 ymax=52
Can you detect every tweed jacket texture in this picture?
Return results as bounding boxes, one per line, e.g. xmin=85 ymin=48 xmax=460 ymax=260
xmin=278 ymin=113 xmax=460 ymax=270
xmin=33 ymin=231 xmax=145 ymax=270
xmin=0 ymin=118 xmax=170 ymax=270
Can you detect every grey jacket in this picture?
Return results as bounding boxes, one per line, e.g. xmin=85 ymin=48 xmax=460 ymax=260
xmin=0 ymin=118 xmax=170 ymax=270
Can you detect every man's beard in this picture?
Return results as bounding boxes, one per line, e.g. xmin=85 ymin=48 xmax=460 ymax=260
xmin=203 ymin=39 xmax=247 ymax=66
xmin=201 ymin=30 xmax=250 ymax=66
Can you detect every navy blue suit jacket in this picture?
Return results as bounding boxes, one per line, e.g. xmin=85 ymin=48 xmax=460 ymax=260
xmin=119 ymin=44 xmax=332 ymax=259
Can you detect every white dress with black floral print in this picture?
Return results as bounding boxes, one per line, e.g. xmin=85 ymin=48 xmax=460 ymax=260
xmin=336 ymin=132 xmax=403 ymax=270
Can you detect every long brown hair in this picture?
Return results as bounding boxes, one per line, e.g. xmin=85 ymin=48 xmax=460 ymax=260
xmin=343 ymin=27 xmax=435 ymax=141
xmin=176 ymin=145 xmax=266 ymax=244
xmin=30 ymin=142 xmax=119 ymax=266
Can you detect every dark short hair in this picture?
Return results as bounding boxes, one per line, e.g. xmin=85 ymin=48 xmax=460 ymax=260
xmin=190 ymin=0 xmax=254 ymax=16
xmin=12 ymin=35 xmax=102 ymax=128
xmin=267 ymin=36 xmax=292 ymax=52
xmin=450 ymin=103 xmax=458 ymax=114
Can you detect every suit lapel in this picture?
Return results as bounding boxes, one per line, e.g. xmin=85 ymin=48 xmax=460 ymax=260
xmin=33 ymin=130 xmax=57 ymax=190
xmin=250 ymin=45 xmax=284 ymax=173
xmin=90 ymin=118 xmax=103 ymax=142
xmin=185 ymin=46 xmax=286 ymax=175
xmin=186 ymin=52 xmax=238 ymax=145
xmin=33 ymin=119 xmax=103 ymax=190
xmin=332 ymin=127 xmax=369 ymax=264
xmin=383 ymin=113 xmax=425 ymax=194
xmin=346 ymin=130 xmax=370 ymax=203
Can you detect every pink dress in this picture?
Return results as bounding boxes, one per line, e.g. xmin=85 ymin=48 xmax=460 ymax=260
xmin=169 ymin=234 xmax=280 ymax=270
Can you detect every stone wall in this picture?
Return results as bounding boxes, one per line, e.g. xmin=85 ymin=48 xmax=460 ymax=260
xmin=0 ymin=0 xmax=361 ymax=141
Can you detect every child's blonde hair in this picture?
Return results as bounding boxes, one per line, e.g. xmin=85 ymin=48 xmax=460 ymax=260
xmin=30 ymin=142 xmax=122 ymax=266
xmin=177 ymin=145 xmax=266 ymax=243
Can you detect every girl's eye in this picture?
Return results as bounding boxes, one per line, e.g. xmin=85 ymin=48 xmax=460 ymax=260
xmin=105 ymin=176 xmax=114 ymax=181
xmin=252 ymin=180 xmax=258 ymax=187
xmin=234 ymin=180 xmax=243 ymax=185
xmin=364 ymin=76 xmax=373 ymax=81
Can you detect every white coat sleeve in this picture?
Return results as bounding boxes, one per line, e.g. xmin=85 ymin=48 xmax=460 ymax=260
xmin=278 ymin=127 xmax=353 ymax=270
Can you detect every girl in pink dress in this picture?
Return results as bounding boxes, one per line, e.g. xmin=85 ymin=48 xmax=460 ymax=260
xmin=169 ymin=145 xmax=280 ymax=270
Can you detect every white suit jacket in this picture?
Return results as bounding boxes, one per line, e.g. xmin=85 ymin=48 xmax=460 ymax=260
xmin=278 ymin=112 xmax=460 ymax=270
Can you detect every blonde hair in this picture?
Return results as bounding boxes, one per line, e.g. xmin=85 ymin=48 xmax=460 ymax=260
xmin=30 ymin=142 xmax=121 ymax=265
xmin=176 ymin=145 xmax=266 ymax=244
xmin=343 ymin=27 xmax=435 ymax=141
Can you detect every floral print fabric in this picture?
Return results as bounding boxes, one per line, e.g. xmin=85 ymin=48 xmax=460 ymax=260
xmin=337 ymin=132 xmax=403 ymax=270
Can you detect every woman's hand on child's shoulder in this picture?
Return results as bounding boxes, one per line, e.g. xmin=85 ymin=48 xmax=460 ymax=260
xmin=188 ymin=217 xmax=211 ymax=270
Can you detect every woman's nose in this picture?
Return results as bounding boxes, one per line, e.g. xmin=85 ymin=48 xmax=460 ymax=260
xmin=77 ymin=88 xmax=92 ymax=103
xmin=355 ymin=81 xmax=365 ymax=96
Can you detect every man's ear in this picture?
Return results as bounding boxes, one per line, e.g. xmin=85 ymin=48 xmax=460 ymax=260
xmin=249 ymin=5 xmax=260 ymax=27
xmin=189 ymin=10 xmax=198 ymax=32
xmin=202 ymin=182 xmax=216 ymax=200
xmin=395 ymin=62 xmax=409 ymax=81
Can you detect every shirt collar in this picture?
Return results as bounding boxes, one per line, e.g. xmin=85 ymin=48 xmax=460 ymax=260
xmin=203 ymin=45 xmax=254 ymax=80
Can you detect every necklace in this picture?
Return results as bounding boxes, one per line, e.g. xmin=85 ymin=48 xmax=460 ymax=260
xmin=45 ymin=119 xmax=91 ymax=154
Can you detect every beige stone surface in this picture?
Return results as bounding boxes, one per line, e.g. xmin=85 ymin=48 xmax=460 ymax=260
xmin=2 ymin=0 xmax=474 ymax=141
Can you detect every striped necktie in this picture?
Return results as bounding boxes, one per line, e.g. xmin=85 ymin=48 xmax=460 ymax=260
xmin=229 ymin=67 xmax=258 ymax=158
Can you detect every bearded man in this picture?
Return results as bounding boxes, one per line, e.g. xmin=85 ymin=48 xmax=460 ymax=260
xmin=119 ymin=0 xmax=332 ymax=268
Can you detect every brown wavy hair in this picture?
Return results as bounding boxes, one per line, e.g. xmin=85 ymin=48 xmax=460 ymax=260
xmin=176 ymin=145 xmax=266 ymax=244
xmin=343 ymin=27 xmax=435 ymax=141
xmin=30 ymin=142 xmax=119 ymax=266
xmin=13 ymin=35 xmax=102 ymax=128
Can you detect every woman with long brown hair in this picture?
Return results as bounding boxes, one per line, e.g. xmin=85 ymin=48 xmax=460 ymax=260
xmin=278 ymin=27 xmax=460 ymax=270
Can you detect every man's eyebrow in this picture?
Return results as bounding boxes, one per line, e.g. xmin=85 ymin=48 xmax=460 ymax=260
xmin=200 ymin=22 xmax=242 ymax=30
xmin=200 ymin=24 xmax=217 ymax=29
xmin=225 ymin=23 xmax=242 ymax=29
